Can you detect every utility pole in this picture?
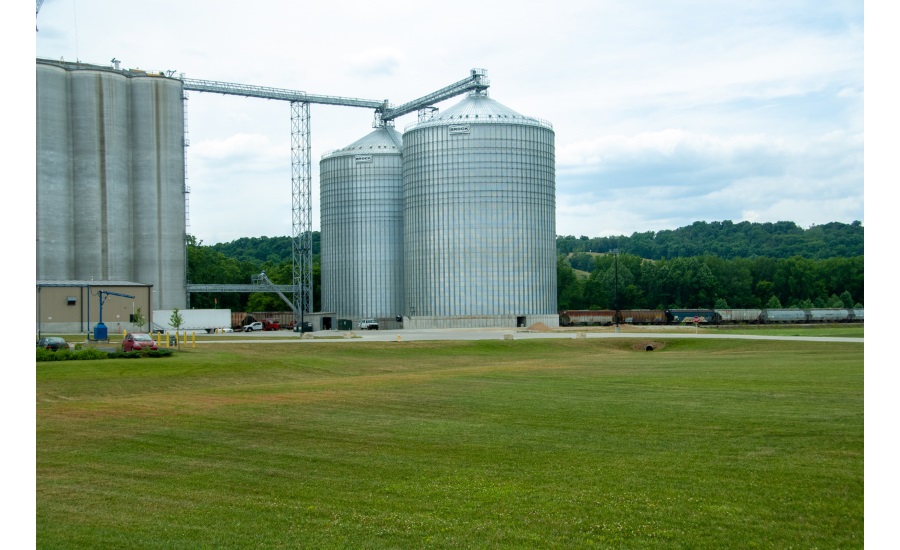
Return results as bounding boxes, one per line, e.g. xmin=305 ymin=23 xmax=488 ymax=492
xmin=612 ymin=248 xmax=620 ymax=333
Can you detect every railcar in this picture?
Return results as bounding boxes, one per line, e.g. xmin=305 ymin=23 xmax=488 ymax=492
xmin=716 ymin=309 xmax=762 ymax=324
xmin=666 ymin=309 xmax=721 ymax=324
xmin=558 ymin=307 xmax=863 ymax=326
xmin=618 ymin=309 xmax=667 ymax=325
xmin=559 ymin=310 xmax=616 ymax=326
xmin=806 ymin=308 xmax=852 ymax=323
xmin=759 ymin=308 xmax=809 ymax=323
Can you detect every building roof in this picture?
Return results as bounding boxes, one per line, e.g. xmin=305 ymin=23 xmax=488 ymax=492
xmin=37 ymin=280 xmax=152 ymax=288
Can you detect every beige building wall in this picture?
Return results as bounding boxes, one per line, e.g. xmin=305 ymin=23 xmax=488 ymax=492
xmin=36 ymin=282 xmax=154 ymax=336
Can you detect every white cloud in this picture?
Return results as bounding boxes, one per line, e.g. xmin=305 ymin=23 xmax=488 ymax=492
xmin=345 ymin=48 xmax=405 ymax=77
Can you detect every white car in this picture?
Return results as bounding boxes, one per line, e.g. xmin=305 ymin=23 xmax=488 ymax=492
xmin=243 ymin=321 xmax=263 ymax=332
xmin=358 ymin=319 xmax=379 ymax=330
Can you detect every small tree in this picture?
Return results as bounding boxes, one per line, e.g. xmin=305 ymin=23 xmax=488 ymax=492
xmin=765 ymin=295 xmax=783 ymax=308
xmin=170 ymin=308 xmax=184 ymax=332
xmin=132 ymin=307 xmax=147 ymax=332
xmin=839 ymin=290 xmax=854 ymax=309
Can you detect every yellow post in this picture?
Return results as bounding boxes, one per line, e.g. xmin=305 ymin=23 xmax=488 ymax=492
xmin=165 ymin=332 xmax=170 ymax=348
xmin=192 ymin=332 xmax=196 ymax=348
xmin=397 ymin=335 xmax=401 ymax=343
xmin=182 ymin=331 xmax=187 ymax=346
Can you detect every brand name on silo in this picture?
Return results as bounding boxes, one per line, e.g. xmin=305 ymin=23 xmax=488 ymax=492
xmin=354 ymin=155 xmax=373 ymax=163
xmin=448 ymin=125 xmax=470 ymax=135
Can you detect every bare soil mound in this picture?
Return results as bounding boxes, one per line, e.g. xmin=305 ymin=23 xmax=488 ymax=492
xmin=527 ymin=322 xmax=553 ymax=332
xmin=631 ymin=340 xmax=666 ymax=352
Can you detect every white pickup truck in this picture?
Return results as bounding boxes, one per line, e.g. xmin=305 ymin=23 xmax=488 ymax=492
xmin=358 ymin=318 xmax=379 ymax=330
xmin=243 ymin=321 xmax=263 ymax=332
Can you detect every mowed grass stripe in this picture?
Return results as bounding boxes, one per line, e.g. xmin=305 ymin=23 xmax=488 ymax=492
xmin=37 ymin=339 xmax=862 ymax=548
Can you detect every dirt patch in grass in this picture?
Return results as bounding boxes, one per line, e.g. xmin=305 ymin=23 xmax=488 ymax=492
xmin=631 ymin=340 xmax=666 ymax=352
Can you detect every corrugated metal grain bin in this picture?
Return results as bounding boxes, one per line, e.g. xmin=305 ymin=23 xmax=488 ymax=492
xmin=402 ymin=91 xmax=557 ymax=325
xmin=320 ymin=127 xmax=404 ymax=320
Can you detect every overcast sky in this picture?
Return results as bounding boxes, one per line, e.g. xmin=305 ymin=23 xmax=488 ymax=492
xmin=32 ymin=0 xmax=865 ymax=245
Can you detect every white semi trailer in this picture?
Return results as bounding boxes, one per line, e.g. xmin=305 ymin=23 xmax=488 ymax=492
xmin=153 ymin=309 xmax=232 ymax=334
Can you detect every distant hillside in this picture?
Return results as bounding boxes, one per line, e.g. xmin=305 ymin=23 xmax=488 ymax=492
xmin=204 ymin=220 xmax=863 ymax=265
xmin=210 ymin=235 xmax=320 ymax=264
xmin=557 ymin=220 xmax=863 ymax=260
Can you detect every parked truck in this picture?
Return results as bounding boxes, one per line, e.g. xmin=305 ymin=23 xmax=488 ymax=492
xmin=154 ymin=309 xmax=232 ymax=334
xmin=243 ymin=321 xmax=263 ymax=332
xmin=358 ymin=318 xmax=379 ymax=330
xmin=243 ymin=320 xmax=280 ymax=332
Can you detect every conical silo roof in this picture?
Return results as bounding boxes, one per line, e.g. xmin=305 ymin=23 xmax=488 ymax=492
xmin=406 ymin=91 xmax=552 ymax=130
xmin=322 ymin=126 xmax=402 ymax=159
xmin=436 ymin=92 xmax=526 ymax=119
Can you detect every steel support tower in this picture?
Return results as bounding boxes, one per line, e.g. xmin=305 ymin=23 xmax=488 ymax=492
xmin=291 ymin=101 xmax=312 ymax=320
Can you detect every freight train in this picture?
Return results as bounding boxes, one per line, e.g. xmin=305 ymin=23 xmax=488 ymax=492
xmin=559 ymin=308 xmax=864 ymax=326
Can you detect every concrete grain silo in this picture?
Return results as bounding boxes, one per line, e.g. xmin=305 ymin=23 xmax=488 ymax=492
xmin=130 ymin=74 xmax=188 ymax=309
xmin=69 ymin=68 xmax=133 ymax=281
xmin=319 ymin=126 xmax=404 ymax=323
xmin=402 ymin=91 xmax=558 ymax=329
xmin=35 ymin=59 xmax=187 ymax=309
xmin=36 ymin=62 xmax=73 ymax=280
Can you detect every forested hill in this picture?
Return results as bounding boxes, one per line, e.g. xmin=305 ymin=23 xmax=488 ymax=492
xmin=209 ymin=235 xmax=321 ymax=263
xmin=203 ymin=220 xmax=862 ymax=264
xmin=557 ymin=220 xmax=863 ymax=260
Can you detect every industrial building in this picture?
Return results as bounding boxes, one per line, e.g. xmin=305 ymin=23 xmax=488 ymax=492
xmin=36 ymin=281 xmax=153 ymax=336
xmin=36 ymin=58 xmax=558 ymax=333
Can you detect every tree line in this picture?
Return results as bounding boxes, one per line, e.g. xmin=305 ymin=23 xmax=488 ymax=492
xmin=187 ymin=220 xmax=863 ymax=313
xmin=557 ymin=220 xmax=863 ymax=260
xmin=557 ymin=253 xmax=863 ymax=311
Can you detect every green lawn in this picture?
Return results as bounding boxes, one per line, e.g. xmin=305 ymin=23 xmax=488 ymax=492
xmin=36 ymin=338 xmax=863 ymax=548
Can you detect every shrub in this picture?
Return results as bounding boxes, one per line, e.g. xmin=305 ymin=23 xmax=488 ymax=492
xmin=75 ymin=348 xmax=111 ymax=360
xmin=37 ymin=347 xmax=115 ymax=362
xmin=36 ymin=348 xmax=69 ymax=362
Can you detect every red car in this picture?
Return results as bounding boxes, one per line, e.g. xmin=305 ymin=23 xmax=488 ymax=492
xmin=123 ymin=332 xmax=159 ymax=352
